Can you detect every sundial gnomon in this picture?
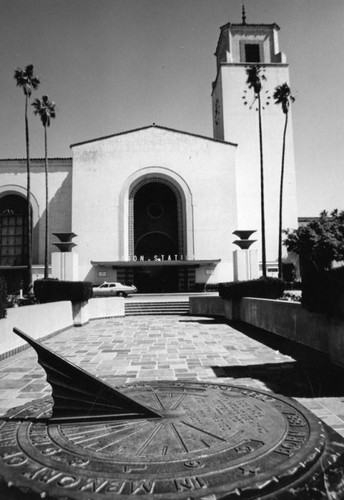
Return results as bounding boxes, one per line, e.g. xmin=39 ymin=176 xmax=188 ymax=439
xmin=0 ymin=327 xmax=342 ymax=499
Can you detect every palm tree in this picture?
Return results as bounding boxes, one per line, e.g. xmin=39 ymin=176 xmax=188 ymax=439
xmin=14 ymin=64 xmax=40 ymax=292
xmin=32 ymin=96 xmax=57 ymax=279
xmin=273 ymin=83 xmax=295 ymax=278
xmin=245 ymin=65 xmax=267 ymax=277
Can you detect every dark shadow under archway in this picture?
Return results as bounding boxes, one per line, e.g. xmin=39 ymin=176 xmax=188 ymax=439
xmin=133 ymin=181 xmax=181 ymax=292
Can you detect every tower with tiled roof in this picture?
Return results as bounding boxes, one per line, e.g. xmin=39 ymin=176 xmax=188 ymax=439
xmin=212 ymin=8 xmax=298 ymax=273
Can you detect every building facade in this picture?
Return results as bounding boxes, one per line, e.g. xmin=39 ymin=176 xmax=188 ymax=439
xmin=0 ymin=18 xmax=298 ymax=293
xmin=0 ymin=159 xmax=72 ymax=290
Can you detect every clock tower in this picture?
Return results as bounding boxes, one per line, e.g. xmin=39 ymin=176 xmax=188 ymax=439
xmin=212 ymin=13 xmax=298 ymax=273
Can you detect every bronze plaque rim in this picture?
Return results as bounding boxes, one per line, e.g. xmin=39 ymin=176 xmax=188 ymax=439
xmin=0 ymin=381 xmax=328 ymax=500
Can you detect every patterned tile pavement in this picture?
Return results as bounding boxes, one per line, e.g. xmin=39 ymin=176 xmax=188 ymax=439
xmin=1 ymin=314 xmax=344 ymax=436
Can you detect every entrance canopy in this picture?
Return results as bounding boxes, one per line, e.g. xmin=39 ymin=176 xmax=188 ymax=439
xmin=91 ymin=260 xmax=220 ymax=268
xmin=91 ymin=260 xmax=220 ymax=293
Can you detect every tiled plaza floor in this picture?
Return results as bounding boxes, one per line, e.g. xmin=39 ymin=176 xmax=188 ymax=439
xmin=1 ymin=314 xmax=344 ymax=436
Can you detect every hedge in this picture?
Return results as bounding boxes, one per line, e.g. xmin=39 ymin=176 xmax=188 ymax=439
xmin=34 ymin=279 xmax=93 ymax=304
xmin=301 ymin=266 xmax=344 ymax=315
xmin=219 ymin=277 xmax=286 ymax=301
xmin=0 ymin=276 xmax=7 ymax=319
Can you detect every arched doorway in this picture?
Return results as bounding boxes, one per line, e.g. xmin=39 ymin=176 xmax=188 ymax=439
xmin=0 ymin=194 xmax=29 ymax=292
xmin=132 ymin=181 xmax=183 ymax=292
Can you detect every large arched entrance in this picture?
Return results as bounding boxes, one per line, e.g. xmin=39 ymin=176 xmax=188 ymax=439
xmin=131 ymin=180 xmax=184 ymax=292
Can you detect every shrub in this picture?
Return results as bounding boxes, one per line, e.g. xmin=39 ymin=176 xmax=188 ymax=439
xmin=194 ymin=283 xmax=219 ymax=292
xmin=34 ymin=279 xmax=93 ymax=304
xmin=301 ymin=266 xmax=344 ymax=315
xmin=205 ymin=283 xmax=219 ymax=292
xmin=219 ymin=277 xmax=286 ymax=300
xmin=284 ymin=209 xmax=344 ymax=273
xmin=0 ymin=276 xmax=7 ymax=319
xmin=284 ymin=281 xmax=302 ymax=291
xmin=280 ymin=290 xmax=302 ymax=302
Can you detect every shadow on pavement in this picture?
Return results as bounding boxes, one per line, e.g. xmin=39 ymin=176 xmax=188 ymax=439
xmin=179 ymin=317 xmax=226 ymax=325
xmin=212 ymin=361 xmax=344 ymax=397
xmin=211 ymin=321 xmax=344 ymax=398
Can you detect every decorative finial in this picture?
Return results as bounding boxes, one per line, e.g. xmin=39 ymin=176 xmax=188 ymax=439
xmin=242 ymin=3 xmax=247 ymax=25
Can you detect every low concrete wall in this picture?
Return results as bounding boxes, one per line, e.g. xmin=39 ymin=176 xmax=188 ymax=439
xmin=240 ymin=298 xmax=329 ymax=353
xmin=72 ymin=300 xmax=90 ymax=327
xmin=88 ymin=297 xmax=125 ymax=319
xmin=189 ymin=296 xmax=239 ymax=320
xmin=0 ymin=297 xmax=125 ymax=359
xmin=189 ymin=296 xmax=225 ymax=316
xmin=0 ymin=301 xmax=73 ymax=358
xmin=189 ymin=295 xmax=344 ymax=368
xmin=329 ymin=315 xmax=344 ymax=368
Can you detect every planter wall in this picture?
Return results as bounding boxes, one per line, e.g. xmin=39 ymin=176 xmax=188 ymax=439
xmin=88 ymin=297 xmax=125 ymax=319
xmin=72 ymin=301 xmax=90 ymax=327
xmin=189 ymin=295 xmax=344 ymax=368
xmin=0 ymin=301 xmax=73 ymax=358
xmin=240 ymin=298 xmax=329 ymax=353
xmin=189 ymin=296 xmax=239 ymax=321
xmin=0 ymin=297 xmax=125 ymax=359
xmin=329 ymin=316 xmax=344 ymax=368
xmin=189 ymin=296 xmax=225 ymax=317
xmin=328 ymin=293 xmax=344 ymax=368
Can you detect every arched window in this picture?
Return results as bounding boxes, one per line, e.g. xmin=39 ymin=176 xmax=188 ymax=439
xmin=134 ymin=182 xmax=179 ymax=258
xmin=0 ymin=195 xmax=28 ymax=266
xmin=129 ymin=177 xmax=186 ymax=257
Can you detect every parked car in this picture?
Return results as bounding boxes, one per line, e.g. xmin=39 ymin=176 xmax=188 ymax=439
xmin=92 ymin=281 xmax=137 ymax=297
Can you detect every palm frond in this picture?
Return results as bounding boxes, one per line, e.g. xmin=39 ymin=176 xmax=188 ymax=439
xmin=273 ymin=83 xmax=295 ymax=114
xmin=32 ymin=95 xmax=57 ymax=127
xmin=14 ymin=65 xmax=40 ymax=96
xmin=25 ymin=64 xmax=34 ymax=76
xmin=245 ymin=64 xmax=265 ymax=94
xmin=31 ymin=76 xmax=40 ymax=90
xmin=14 ymin=68 xmax=26 ymax=88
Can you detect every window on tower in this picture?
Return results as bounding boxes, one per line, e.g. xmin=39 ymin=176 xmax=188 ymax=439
xmin=245 ymin=44 xmax=260 ymax=63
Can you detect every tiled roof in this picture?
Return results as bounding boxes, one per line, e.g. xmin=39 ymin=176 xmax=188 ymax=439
xmin=219 ymin=22 xmax=280 ymax=30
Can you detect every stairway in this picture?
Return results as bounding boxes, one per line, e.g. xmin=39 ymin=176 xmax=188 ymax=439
xmin=125 ymin=300 xmax=189 ymax=316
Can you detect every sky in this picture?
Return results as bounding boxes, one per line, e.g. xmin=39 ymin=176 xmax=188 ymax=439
xmin=0 ymin=0 xmax=343 ymax=217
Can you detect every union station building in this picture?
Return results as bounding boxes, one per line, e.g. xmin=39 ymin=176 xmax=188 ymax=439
xmin=0 ymin=19 xmax=298 ymax=293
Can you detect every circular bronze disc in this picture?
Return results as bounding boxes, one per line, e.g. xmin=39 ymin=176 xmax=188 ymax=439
xmin=0 ymin=381 xmax=329 ymax=499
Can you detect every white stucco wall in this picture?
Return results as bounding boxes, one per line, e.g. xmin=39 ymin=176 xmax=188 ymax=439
xmin=0 ymin=159 xmax=72 ymax=265
xmin=213 ymin=64 xmax=298 ymax=265
xmin=71 ymin=126 xmax=238 ymax=283
xmin=0 ymin=301 xmax=73 ymax=357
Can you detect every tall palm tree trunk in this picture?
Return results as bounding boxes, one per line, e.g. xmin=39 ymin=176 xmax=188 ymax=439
xmin=25 ymin=95 xmax=32 ymax=292
xmin=258 ymin=93 xmax=267 ymax=277
xmin=278 ymin=112 xmax=288 ymax=278
xmin=44 ymin=124 xmax=49 ymax=279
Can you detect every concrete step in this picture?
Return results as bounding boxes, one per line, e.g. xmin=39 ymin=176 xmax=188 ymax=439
xmin=125 ymin=301 xmax=189 ymax=316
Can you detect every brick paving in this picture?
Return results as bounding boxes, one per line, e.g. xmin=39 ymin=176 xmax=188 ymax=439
xmin=1 ymin=314 xmax=344 ymax=436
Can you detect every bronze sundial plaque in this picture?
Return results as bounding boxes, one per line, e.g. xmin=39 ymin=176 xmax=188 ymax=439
xmin=0 ymin=329 xmax=343 ymax=499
